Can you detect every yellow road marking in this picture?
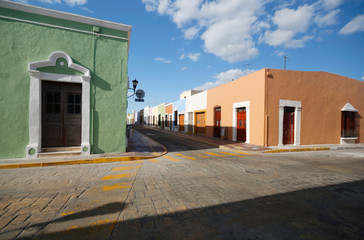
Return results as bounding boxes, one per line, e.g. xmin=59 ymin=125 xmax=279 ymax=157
xmin=67 ymin=226 xmax=79 ymax=230
xmin=149 ymin=159 xmax=160 ymax=163
xmin=175 ymin=153 xmax=196 ymax=160
xmin=204 ymin=152 xmax=225 ymax=157
xmin=103 ymin=182 xmax=132 ymax=191
xmin=101 ymin=172 xmax=136 ymax=181
xmin=219 ymin=151 xmax=247 ymax=157
xmin=194 ymin=153 xmax=208 ymax=158
xmin=119 ymin=160 xmax=144 ymax=164
xmin=161 ymin=155 xmax=181 ymax=161
xmin=111 ymin=166 xmax=141 ymax=171
xmin=60 ymin=211 xmax=75 ymax=216
xmin=230 ymin=150 xmax=252 ymax=155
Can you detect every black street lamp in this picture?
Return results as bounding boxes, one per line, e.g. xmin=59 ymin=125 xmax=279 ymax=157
xmin=127 ymin=78 xmax=144 ymax=101
xmin=132 ymin=79 xmax=138 ymax=93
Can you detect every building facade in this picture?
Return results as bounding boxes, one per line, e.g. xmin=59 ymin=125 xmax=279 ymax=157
xmin=0 ymin=1 xmax=131 ymax=159
xmin=185 ymin=91 xmax=207 ymax=134
xmin=206 ymin=69 xmax=364 ymax=146
xmin=172 ymin=98 xmax=186 ymax=132
xmin=139 ymin=69 xmax=363 ymax=147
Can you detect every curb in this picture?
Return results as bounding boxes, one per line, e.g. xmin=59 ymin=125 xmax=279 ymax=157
xmin=0 ymin=155 xmax=164 ymax=170
xmin=263 ymin=147 xmax=330 ymax=153
xmin=0 ymin=131 xmax=168 ymax=170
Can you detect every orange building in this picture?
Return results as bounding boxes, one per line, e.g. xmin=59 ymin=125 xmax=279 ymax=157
xmin=165 ymin=103 xmax=173 ymax=130
xmin=206 ymin=69 xmax=364 ymax=146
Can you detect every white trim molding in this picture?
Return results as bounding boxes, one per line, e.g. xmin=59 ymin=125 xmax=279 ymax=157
xmin=232 ymin=101 xmax=250 ymax=143
xmin=0 ymin=1 xmax=132 ymax=33
xmin=278 ymin=99 xmax=302 ymax=146
xmin=26 ymin=51 xmax=91 ymax=158
xmin=341 ymin=103 xmax=358 ymax=112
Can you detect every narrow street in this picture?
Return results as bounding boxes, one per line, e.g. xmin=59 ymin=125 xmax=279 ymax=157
xmin=0 ymin=128 xmax=363 ymax=239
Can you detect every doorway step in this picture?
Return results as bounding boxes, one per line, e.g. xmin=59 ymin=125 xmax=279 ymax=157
xmin=38 ymin=147 xmax=81 ymax=158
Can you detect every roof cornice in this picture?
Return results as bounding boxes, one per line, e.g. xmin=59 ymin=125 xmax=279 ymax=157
xmin=0 ymin=0 xmax=132 ymax=34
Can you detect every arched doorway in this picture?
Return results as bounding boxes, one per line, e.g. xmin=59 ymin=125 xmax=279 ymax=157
xmin=26 ymin=51 xmax=91 ymax=158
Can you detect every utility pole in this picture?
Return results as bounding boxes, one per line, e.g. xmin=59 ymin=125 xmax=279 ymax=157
xmin=283 ymin=56 xmax=288 ymax=70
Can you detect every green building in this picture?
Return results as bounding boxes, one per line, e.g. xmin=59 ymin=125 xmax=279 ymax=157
xmin=0 ymin=1 xmax=132 ymax=159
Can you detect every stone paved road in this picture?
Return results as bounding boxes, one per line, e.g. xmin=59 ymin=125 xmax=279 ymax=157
xmin=0 ymin=128 xmax=363 ymax=239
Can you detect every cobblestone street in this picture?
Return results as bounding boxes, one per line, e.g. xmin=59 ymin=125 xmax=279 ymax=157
xmin=0 ymin=129 xmax=363 ymax=239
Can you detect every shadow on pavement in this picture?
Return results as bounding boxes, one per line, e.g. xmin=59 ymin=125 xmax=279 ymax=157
xmin=20 ymin=180 xmax=364 ymax=240
xmin=9 ymin=202 xmax=126 ymax=240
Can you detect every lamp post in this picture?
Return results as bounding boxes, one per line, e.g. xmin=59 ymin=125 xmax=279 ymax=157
xmin=128 ymin=78 xmax=144 ymax=101
xmin=132 ymin=79 xmax=138 ymax=92
xmin=130 ymin=78 xmax=138 ymax=93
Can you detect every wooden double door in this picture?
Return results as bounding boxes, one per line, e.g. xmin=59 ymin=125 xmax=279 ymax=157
xmin=214 ymin=107 xmax=221 ymax=138
xmin=237 ymin=108 xmax=246 ymax=142
xmin=179 ymin=114 xmax=185 ymax=132
xmin=42 ymin=81 xmax=82 ymax=147
xmin=283 ymin=107 xmax=295 ymax=145
xmin=195 ymin=112 xmax=206 ymax=134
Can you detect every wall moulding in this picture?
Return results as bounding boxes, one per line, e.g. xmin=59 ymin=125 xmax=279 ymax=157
xmin=26 ymin=51 xmax=91 ymax=158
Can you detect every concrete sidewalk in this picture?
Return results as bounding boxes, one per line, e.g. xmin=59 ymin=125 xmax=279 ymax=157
xmin=139 ymin=125 xmax=364 ymax=153
xmin=0 ymin=130 xmax=166 ymax=169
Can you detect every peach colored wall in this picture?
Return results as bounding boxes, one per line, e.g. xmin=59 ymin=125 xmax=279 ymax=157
xmin=267 ymin=69 xmax=364 ymax=145
xmin=165 ymin=104 xmax=173 ymax=114
xmin=206 ymin=69 xmax=266 ymax=146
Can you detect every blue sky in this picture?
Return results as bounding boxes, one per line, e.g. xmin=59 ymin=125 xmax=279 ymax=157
xmin=11 ymin=0 xmax=364 ymax=114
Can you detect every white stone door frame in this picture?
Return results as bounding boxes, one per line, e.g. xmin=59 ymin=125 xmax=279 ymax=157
xmin=278 ymin=99 xmax=302 ymax=146
xmin=26 ymin=51 xmax=91 ymax=158
xmin=232 ymin=101 xmax=250 ymax=143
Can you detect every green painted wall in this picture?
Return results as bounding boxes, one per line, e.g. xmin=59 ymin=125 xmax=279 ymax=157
xmin=0 ymin=7 xmax=129 ymax=159
xmin=158 ymin=104 xmax=165 ymax=116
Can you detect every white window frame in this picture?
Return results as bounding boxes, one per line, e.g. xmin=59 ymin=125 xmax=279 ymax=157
xmin=232 ymin=101 xmax=250 ymax=143
xmin=26 ymin=51 xmax=91 ymax=158
xmin=278 ymin=99 xmax=301 ymax=146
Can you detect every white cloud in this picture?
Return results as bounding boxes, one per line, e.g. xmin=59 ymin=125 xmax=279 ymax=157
xmin=37 ymin=0 xmax=61 ymax=4
xmin=339 ymin=14 xmax=364 ymax=35
xmin=80 ymin=6 xmax=93 ymax=13
xmin=179 ymin=53 xmax=185 ymax=59
xmin=142 ymin=0 xmax=158 ymax=12
xmin=275 ymin=50 xmax=286 ymax=57
xmin=187 ymin=53 xmax=200 ymax=62
xmin=183 ymin=26 xmax=200 ymax=40
xmin=318 ymin=0 xmax=343 ymax=10
xmin=155 ymin=57 xmax=172 ymax=63
xmin=202 ymin=16 xmax=259 ymax=63
xmin=315 ymin=9 xmax=340 ymax=27
xmin=12 ymin=0 xmax=29 ymax=3
xmin=181 ymin=67 xmax=187 ymax=71
xmin=172 ymin=0 xmax=202 ymax=27
xmin=142 ymin=0 xmax=262 ymax=63
xmin=194 ymin=68 xmax=255 ymax=91
xmin=32 ymin=0 xmax=86 ymax=6
xmin=263 ymin=5 xmax=314 ymax=48
xmin=273 ymin=5 xmax=314 ymax=32
xmin=362 ymin=76 xmax=364 ymax=80
xmin=142 ymin=0 xmax=346 ymax=62
xmin=64 ymin=0 xmax=86 ymax=6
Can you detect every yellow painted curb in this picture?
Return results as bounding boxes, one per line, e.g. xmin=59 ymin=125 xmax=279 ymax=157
xmin=0 ymin=130 xmax=169 ymax=170
xmin=263 ymin=147 xmax=330 ymax=153
xmin=0 ymin=154 xmax=165 ymax=170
